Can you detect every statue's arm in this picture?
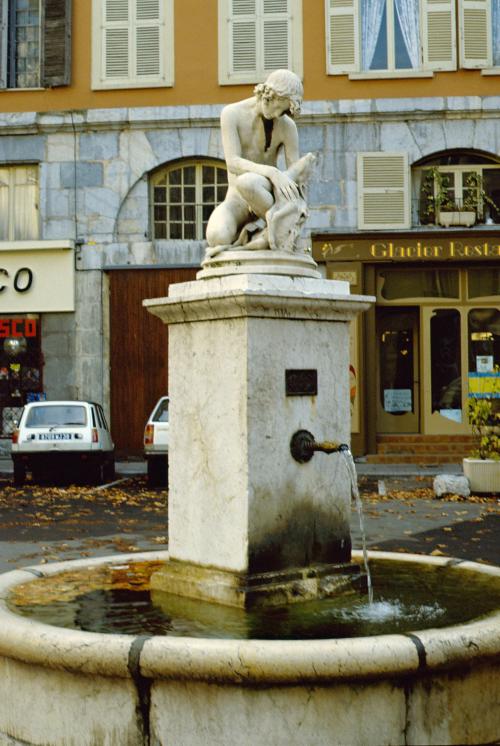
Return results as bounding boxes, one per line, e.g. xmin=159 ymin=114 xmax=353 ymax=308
xmin=282 ymin=117 xmax=300 ymax=170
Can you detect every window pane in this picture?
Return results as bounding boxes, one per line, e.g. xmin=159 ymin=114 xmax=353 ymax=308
xmin=431 ymin=309 xmax=462 ymax=419
xmin=154 ymin=223 xmax=166 ymax=239
xmin=394 ymin=8 xmax=412 ymax=69
xmin=202 ymin=166 xmax=215 ymax=183
xmin=168 ymin=169 xmax=181 ymax=185
xmin=483 ymin=169 xmax=500 ymax=223
xmin=362 ymin=0 xmax=387 ymax=70
xmin=183 ymin=222 xmax=195 ymax=239
xmin=170 ymin=223 xmax=182 ymax=239
xmin=379 ymin=318 xmax=414 ymax=414
xmin=169 ymin=187 xmax=182 ymax=203
xmin=154 ymin=186 xmax=166 ymax=203
xmin=183 ymin=187 xmax=195 ymax=203
xmin=468 ymin=269 xmax=500 ymax=299
xmin=468 ymin=308 xmax=500 ymax=373
xmin=183 ymin=167 xmax=195 ymax=185
xmin=203 ymin=186 xmax=215 ymax=203
xmin=378 ymin=270 xmax=459 ymax=300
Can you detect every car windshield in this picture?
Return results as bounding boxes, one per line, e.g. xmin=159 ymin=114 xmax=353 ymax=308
xmin=26 ymin=405 xmax=87 ymax=427
xmin=153 ymin=399 xmax=169 ymax=422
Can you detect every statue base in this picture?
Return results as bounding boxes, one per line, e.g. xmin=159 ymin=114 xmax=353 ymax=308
xmin=197 ymin=249 xmax=321 ymax=280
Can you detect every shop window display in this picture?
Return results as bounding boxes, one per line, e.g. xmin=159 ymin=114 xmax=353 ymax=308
xmin=0 ymin=316 xmax=43 ymax=438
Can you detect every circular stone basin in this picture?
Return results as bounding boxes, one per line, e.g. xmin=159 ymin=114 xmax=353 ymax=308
xmin=7 ymin=556 xmax=500 ymax=640
xmin=0 ymin=550 xmax=499 ymax=746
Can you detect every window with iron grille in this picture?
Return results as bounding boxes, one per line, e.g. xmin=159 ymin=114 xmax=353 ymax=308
xmin=151 ymin=160 xmax=228 ymax=241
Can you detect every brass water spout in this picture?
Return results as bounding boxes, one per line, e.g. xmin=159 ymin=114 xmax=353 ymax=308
xmin=290 ymin=430 xmax=349 ymax=463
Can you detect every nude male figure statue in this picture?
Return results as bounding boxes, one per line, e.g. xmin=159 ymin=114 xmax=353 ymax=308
xmin=205 ymin=69 xmax=314 ymax=259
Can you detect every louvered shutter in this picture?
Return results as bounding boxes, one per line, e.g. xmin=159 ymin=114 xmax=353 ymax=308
xmin=42 ymin=0 xmax=72 ymax=87
xmin=357 ymin=153 xmax=410 ymax=230
xmin=230 ymin=0 xmax=258 ymax=76
xmin=459 ymin=0 xmax=491 ymax=68
xmin=135 ymin=0 xmax=162 ymax=79
xmin=263 ymin=0 xmax=290 ymax=72
xmin=422 ymin=0 xmax=457 ymax=71
xmin=326 ymin=0 xmax=358 ymax=75
xmin=0 ymin=1 xmax=7 ymax=89
xmin=103 ymin=0 xmax=130 ymax=80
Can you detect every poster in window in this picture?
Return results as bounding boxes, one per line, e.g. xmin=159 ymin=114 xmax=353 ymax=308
xmin=384 ymin=388 xmax=412 ymax=413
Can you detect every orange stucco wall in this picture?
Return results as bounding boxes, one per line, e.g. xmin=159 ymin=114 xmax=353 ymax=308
xmin=1 ymin=0 xmax=499 ymax=113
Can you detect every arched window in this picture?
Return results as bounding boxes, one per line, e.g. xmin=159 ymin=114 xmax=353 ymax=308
xmin=151 ymin=160 xmax=228 ymax=240
xmin=414 ymin=151 xmax=500 ymax=227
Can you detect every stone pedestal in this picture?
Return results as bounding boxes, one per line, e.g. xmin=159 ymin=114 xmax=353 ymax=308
xmin=145 ymin=274 xmax=373 ymax=607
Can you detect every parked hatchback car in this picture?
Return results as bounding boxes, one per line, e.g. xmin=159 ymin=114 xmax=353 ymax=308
xmin=11 ymin=401 xmax=115 ymax=486
xmin=144 ymin=396 xmax=169 ymax=487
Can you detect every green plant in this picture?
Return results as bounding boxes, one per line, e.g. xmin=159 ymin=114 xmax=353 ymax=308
xmin=468 ymin=368 xmax=500 ymax=460
xmin=419 ymin=167 xmax=500 ymax=225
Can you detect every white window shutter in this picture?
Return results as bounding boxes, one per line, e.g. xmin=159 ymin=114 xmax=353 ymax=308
xmin=230 ymin=0 xmax=258 ymax=75
xmin=459 ymin=0 xmax=491 ymax=68
xmin=93 ymin=0 xmax=173 ymax=89
xmin=0 ymin=0 xmax=8 ymax=88
xmin=103 ymin=0 xmax=130 ymax=80
xmin=263 ymin=0 xmax=290 ymax=72
xmin=326 ymin=0 xmax=359 ymax=75
xmin=357 ymin=153 xmax=410 ymax=230
xmin=135 ymin=0 xmax=162 ymax=78
xmin=422 ymin=0 xmax=457 ymax=71
xmin=220 ymin=0 xmax=302 ymax=84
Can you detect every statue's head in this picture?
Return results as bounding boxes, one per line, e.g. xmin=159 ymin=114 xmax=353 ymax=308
xmin=254 ymin=69 xmax=303 ymax=117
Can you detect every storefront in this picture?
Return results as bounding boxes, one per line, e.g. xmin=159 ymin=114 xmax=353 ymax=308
xmin=0 ymin=241 xmax=74 ymax=439
xmin=313 ymin=232 xmax=500 ymax=456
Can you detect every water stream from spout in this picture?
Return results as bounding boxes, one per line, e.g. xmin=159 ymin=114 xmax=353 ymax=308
xmin=341 ymin=450 xmax=373 ymax=604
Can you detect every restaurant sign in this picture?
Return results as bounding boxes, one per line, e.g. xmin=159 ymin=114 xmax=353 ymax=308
xmin=313 ymin=237 xmax=500 ymax=263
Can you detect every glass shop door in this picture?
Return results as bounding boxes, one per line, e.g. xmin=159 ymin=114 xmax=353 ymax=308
xmin=376 ymin=307 xmax=420 ymax=433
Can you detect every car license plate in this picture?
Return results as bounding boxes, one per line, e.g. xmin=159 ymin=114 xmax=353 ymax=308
xmin=38 ymin=433 xmax=72 ymax=440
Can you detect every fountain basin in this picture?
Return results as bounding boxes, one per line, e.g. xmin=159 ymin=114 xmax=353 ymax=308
xmin=0 ymin=550 xmax=499 ymax=746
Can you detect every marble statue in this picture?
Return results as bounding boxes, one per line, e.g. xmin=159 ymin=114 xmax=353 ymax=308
xmin=205 ymin=69 xmax=314 ymax=259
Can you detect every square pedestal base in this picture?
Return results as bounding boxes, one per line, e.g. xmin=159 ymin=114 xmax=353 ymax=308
xmin=150 ymin=559 xmax=364 ymax=609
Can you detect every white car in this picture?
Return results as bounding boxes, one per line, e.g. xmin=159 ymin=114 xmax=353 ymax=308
xmin=11 ymin=401 xmax=115 ymax=486
xmin=144 ymin=396 xmax=169 ymax=487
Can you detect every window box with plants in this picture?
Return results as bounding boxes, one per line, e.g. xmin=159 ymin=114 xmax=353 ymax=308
xmin=420 ymin=168 xmax=499 ymax=228
xmin=463 ymin=371 xmax=500 ymax=494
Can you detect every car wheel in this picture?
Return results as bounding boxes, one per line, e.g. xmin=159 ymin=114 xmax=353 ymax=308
xmin=147 ymin=456 xmax=168 ymax=487
xmin=13 ymin=461 xmax=26 ymax=486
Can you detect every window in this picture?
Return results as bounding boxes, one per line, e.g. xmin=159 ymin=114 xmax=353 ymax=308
xmin=0 ymin=165 xmax=39 ymax=241
xmin=416 ymin=155 xmax=500 ymax=226
xmin=151 ymin=160 xmax=228 ymax=241
xmin=0 ymin=0 xmax=71 ymax=89
xmin=326 ymin=0 xmax=456 ymax=76
xmin=218 ymin=0 xmax=303 ymax=85
xmin=92 ymin=0 xmax=174 ymax=90
xmin=459 ymin=0 xmax=500 ymax=71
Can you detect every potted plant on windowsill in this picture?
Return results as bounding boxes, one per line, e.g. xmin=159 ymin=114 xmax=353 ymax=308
xmin=463 ymin=371 xmax=500 ymax=494
xmin=420 ymin=168 xmax=498 ymax=228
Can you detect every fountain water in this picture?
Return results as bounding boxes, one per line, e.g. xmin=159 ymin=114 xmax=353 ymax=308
xmin=0 ymin=72 xmax=499 ymax=745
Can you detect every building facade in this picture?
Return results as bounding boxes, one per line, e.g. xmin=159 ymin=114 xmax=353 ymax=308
xmin=0 ymin=0 xmax=498 ymax=457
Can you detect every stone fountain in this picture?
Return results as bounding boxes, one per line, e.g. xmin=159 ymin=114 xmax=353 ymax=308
xmin=0 ymin=72 xmax=499 ymax=745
